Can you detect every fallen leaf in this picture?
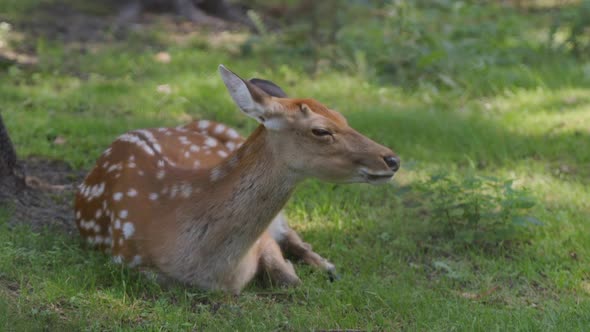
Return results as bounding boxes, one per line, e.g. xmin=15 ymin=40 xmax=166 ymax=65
xmin=53 ymin=136 xmax=67 ymax=145
xmin=155 ymin=52 xmax=171 ymax=64
xmin=457 ymin=286 xmax=498 ymax=300
xmin=157 ymin=84 xmax=171 ymax=95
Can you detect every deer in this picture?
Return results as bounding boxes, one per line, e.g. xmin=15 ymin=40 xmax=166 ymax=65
xmin=74 ymin=65 xmax=400 ymax=294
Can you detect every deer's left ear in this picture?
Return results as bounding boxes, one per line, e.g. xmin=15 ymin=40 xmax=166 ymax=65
xmin=219 ymin=65 xmax=286 ymax=129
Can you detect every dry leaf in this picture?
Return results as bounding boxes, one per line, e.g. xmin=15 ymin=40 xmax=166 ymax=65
xmin=155 ymin=52 xmax=171 ymax=64
xmin=457 ymin=286 xmax=498 ymax=300
xmin=156 ymin=84 xmax=171 ymax=95
xmin=53 ymin=135 xmax=67 ymax=145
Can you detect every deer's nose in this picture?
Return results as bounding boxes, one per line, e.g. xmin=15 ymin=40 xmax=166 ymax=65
xmin=383 ymin=155 xmax=400 ymax=172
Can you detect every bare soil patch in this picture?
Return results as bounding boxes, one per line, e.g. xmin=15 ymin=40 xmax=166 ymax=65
xmin=0 ymin=157 xmax=85 ymax=235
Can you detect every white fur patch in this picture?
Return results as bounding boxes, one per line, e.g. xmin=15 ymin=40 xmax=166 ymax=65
xmin=214 ymin=124 xmax=226 ymax=134
xmin=123 ymin=222 xmax=135 ymax=239
xmin=227 ymin=129 xmax=239 ymax=139
xmin=129 ymin=255 xmax=142 ymax=268
xmin=205 ymin=137 xmax=218 ymax=147
xmin=262 ymin=117 xmax=285 ymax=131
xmin=198 ymin=120 xmax=210 ymax=129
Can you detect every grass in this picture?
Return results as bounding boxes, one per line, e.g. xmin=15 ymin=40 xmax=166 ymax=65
xmin=1 ymin=0 xmax=590 ymax=330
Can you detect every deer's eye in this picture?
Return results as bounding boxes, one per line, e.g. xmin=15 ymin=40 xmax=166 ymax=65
xmin=311 ymin=128 xmax=332 ymax=137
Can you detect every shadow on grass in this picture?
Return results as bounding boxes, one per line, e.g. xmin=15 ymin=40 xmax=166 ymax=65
xmin=349 ymin=104 xmax=590 ymax=174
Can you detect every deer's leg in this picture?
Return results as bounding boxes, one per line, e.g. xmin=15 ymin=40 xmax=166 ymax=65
xmin=257 ymin=233 xmax=301 ymax=288
xmin=268 ymin=212 xmax=339 ymax=281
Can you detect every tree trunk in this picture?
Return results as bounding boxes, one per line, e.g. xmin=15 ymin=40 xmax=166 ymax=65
xmin=117 ymin=0 xmax=254 ymax=29
xmin=0 ymin=113 xmax=25 ymax=198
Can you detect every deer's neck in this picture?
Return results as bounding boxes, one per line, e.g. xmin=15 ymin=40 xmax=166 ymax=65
xmin=176 ymin=126 xmax=299 ymax=258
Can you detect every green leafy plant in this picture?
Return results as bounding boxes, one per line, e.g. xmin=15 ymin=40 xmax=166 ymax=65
xmin=549 ymin=0 xmax=590 ymax=58
xmin=409 ymin=173 xmax=542 ymax=248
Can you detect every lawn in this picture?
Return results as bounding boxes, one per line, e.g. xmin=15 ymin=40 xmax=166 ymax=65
xmin=1 ymin=1 xmax=590 ymax=330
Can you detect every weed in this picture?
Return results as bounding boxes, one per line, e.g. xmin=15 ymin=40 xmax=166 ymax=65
xmin=409 ymin=173 xmax=542 ymax=248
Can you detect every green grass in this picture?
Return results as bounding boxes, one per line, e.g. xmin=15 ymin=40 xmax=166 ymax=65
xmin=1 ymin=1 xmax=590 ymax=330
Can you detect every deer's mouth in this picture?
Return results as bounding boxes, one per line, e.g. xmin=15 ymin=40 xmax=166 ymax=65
xmin=359 ymin=169 xmax=395 ymax=184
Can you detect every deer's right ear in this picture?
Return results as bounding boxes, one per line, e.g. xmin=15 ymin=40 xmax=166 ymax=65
xmin=248 ymin=78 xmax=288 ymax=98
xmin=219 ymin=65 xmax=270 ymax=124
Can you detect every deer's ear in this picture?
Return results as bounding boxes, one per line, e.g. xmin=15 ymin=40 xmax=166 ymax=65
xmin=219 ymin=65 xmax=270 ymax=123
xmin=219 ymin=65 xmax=287 ymax=129
xmin=248 ymin=78 xmax=288 ymax=98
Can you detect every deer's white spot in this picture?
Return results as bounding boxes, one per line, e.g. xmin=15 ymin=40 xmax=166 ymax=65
xmin=127 ymin=188 xmax=137 ymax=197
xmin=117 ymin=133 xmax=155 ymax=156
xmin=138 ymin=129 xmax=162 ymax=153
xmin=103 ymin=147 xmax=112 ymax=157
xmin=128 ymin=162 xmax=136 ymax=168
xmin=180 ymin=184 xmax=192 ymax=198
xmin=102 ymin=161 xmax=109 ymax=169
xmin=118 ymin=238 xmax=124 ymax=246
xmin=119 ymin=210 xmax=128 ymax=219
xmin=193 ymin=160 xmax=200 ymax=168
xmin=210 ymin=167 xmax=224 ymax=182
xmin=227 ymin=128 xmax=239 ymax=139
xmin=114 ymin=219 xmax=121 ymax=230
xmin=93 ymin=224 xmax=101 ymax=233
xmin=149 ymin=193 xmax=159 ymax=201
xmin=157 ymin=160 xmax=165 ymax=168
xmin=157 ymin=128 xmax=167 ymax=132
xmin=113 ymin=192 xmax=123 ymax=201
xmin=76 ymin=211 xmax=81 ymax=219
xmin=170 ymin=185 xmax=178 ymax=198
xmin=217 ymin=150 xmax=228 ymax=158
xmin=129 ymin=255 xmax=142 ymax=268
xmin=95 ymin=209 xmax=102 ymax=219
xmin=165 ymin=131 xmax=172 ymax=136
xmin=189 ymin=145 xmax=200 ymax=152
xmin=129 ymin=155 xmax=135 ymax=161
xmin=205 ymin=137 xmax=217 ymax=147
xmin=138 ymin=170 xmax=145 ymax=176
xmin=86 ymin=183 xmax=105 ymax=200
xmin=107 ymin=163 xmax=122 ymax=173
xmin=184 ymin=151 xmax=190 ymax=158
xmin=113 ymin=255 xmax=123 ymax=264
xmin=80 ymin=219 xmax=95 ymax=230
xmin=156 ymin=170 xmax=166 ymax=180
xmin=123 ymin=222 xmax=135 ymax=239
xmin=198 ymin=120 xmax=210 ymax=129
xmin=179 ymin=136 xmax=190 ymax=145
xmin=226 ymin=142 xmax=236 ymax=151
xmin=214 ymin=124 xmax=226 ymax=134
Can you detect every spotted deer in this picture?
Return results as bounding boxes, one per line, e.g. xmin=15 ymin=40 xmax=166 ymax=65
xmin=74 ymin=65 xmax=400 ymax=294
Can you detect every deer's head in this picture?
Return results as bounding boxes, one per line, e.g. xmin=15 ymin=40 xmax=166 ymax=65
xmin=219 ymin=65 xmax=400 ymax=184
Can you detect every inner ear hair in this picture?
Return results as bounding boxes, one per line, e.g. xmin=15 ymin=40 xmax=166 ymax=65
xmin=248 ymin=78 xmax=288 ymax=98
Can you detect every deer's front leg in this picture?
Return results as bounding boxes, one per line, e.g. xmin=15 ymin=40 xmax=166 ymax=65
xmin=257 ymin=233 xmax=301 ymax=288
xmin=269 ymin=212 xmax=339 ymax=281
